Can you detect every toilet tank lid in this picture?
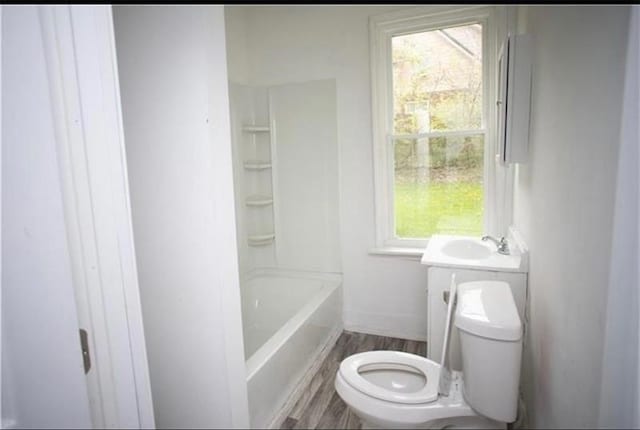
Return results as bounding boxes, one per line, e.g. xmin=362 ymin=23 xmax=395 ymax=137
xmin=455 ymin=281 xmax=522 ymax=341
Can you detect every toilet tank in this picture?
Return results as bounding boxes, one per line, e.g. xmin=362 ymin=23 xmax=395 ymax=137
xmin=455 ymin=281 xmax=523 ymax=423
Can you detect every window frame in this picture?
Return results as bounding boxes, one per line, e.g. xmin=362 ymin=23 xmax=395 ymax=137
xmin=370 ymin=5 xmax=498 ymax=250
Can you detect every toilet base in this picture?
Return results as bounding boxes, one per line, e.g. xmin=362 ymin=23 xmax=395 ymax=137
xmin=336 ymin=370 xmax=506 ymax=430
xmin=358 ymin=414 xmax=505 ymax=430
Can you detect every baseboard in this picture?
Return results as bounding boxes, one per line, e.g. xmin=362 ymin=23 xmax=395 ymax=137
xmin=2 ymin=418 xmax=17 ymax=429
xmin=343 ymin=309 xmax=427 ymax=342
xmin=267 ymin=325 xmax=343 ymax=429
xmin=343 ymin=323 xmax=426 ymax=342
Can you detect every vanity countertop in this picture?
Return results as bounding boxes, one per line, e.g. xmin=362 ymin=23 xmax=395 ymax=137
xmin=421 ymin=235 xmax=528 ymax=273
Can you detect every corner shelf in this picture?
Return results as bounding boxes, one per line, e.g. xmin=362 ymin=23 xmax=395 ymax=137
xmin=243 ymin=160 xmax=272 ymax=170
xmin=246 ymin=194 xmax=274 ymax=207
xmin=242 ymin=125 xmax=270 ymax=133
xmin=248 ymin=233 xmax=275 ymax=247
xmin=233 ymin=91 xmax=276 ymax=255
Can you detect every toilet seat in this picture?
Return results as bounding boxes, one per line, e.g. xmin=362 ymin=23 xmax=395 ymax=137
xmin=335 ymin=368 xmax=484 ymax=428
xmin=335 ymin=278 xmax=511 ymax=429
xmin=339 ymin=350 xmax=440 ymax=404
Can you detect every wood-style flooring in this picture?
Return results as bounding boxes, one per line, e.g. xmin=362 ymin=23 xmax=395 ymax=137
xmin=278 ymin=330 xmax=427 ymax=430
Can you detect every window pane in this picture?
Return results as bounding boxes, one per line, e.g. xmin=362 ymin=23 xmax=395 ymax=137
xmin=393 ymin=135 xmax=484 ymax=238
xmin=392 ymin=23 xmax=483 ymax=134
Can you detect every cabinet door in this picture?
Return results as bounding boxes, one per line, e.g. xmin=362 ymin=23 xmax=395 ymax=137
xmin=3 ymin=7 xmax=92 ymax=427
xmin=427 ymin=267 xmax=453 ymax=363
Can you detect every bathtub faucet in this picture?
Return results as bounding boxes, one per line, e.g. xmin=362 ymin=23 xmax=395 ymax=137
xmin=481 ymin=235 xmax=510 ymax=255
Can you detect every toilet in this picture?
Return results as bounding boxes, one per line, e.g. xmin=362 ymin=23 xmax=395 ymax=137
xmin=335 ymin=279 xmax=523 ymax=429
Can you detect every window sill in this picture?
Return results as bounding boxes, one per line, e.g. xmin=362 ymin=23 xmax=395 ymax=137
xmin=368 ymin=246 xmax=425 ymax=260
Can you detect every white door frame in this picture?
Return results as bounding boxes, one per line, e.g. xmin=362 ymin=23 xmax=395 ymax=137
xmin=38 ymin=5 xmax=154 ymax=428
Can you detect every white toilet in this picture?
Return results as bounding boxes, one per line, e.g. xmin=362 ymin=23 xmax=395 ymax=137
xmin=335 ymin=279 xmax=523 ymax=429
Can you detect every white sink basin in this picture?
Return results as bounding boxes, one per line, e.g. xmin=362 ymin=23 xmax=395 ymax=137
xmin=441 ymin=239 xmax=492 ymax=260
xmin=421 ymin=235 xmax=528 ymax=273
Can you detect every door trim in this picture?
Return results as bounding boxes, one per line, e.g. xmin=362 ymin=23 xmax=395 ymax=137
xmin=38 ymin=6 xmax=155 ymax=428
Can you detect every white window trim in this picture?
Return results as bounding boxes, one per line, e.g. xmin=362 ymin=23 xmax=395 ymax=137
xmin=369 ymin=5 xmax=498 ymax=251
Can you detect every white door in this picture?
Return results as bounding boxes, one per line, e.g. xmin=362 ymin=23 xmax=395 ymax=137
xmin=1 ymin=5 xmax=92 ymax=428
xmin=2 ymin=5 xmax=155 ymax=429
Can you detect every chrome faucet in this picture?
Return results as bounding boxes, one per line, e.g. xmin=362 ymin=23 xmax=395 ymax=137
xmin=482 ymin=235 xmax=510 ymax=255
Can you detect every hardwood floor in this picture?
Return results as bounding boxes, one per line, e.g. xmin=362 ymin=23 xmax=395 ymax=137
xmin=278 ymin=331 xmax=427 ymax=430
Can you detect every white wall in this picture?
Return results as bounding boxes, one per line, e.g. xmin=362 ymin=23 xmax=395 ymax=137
xmin=1 ymin=6 xmax=92 ymax=428
xmin=225 ymin=5 xmax=431 ymax=340
xmin=113 ymin=6 xmax=249 ymax=428
xmin=599 ymin=6 xmax=639 ymax=427
xmin=512 ymin=5 xmax=630 ymax=428
xmin=224 ymin=7 xmax=250 ymax=86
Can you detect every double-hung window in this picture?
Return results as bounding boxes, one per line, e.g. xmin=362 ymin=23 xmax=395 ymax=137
xmin=370 ymin=6 xmax=497 ymax=250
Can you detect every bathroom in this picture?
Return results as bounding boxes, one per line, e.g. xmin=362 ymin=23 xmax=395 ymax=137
xmin=1 ymin=3 xmax=638 ymax=429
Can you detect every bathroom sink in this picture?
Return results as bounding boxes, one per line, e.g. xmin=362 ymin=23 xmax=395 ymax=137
xmin=441 ymin=239 xmax=492 ymax=260
xmin=421 ymin=235 xmax=528 ymax=273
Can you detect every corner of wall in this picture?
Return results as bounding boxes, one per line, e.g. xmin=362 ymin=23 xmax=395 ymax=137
xmin=224 ymin=5 xmax=251 ymax=85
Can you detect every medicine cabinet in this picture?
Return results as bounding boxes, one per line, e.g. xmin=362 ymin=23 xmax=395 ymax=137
xmin=497 ymin=33 xmax=533 ymax=164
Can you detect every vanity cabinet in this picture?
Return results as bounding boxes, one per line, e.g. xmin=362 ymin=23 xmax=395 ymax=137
xmin=427 ymin=266 xmax=527 ymax=370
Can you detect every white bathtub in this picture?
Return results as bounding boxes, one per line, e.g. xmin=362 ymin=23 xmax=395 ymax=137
xmin=241 ymin=269 xmax=342 ymax=428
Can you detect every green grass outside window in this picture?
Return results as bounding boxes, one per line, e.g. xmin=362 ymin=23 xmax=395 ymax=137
xmin=394 ymin=181 xmax=483 ymax=238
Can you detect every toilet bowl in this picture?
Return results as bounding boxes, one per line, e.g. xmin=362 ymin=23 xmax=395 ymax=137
xmin=334 ymin=351 xmax=500 ymax=429
xmin=335 ymin=279 xmax=522 ymax=429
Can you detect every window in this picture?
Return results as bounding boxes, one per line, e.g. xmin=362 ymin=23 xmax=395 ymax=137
xmin=370 ymin=6 xmax=497 ymax=249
